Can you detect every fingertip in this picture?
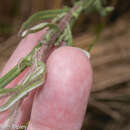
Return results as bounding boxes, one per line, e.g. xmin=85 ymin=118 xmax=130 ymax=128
xmin=28 ymin=46 xmax=93 ymax=130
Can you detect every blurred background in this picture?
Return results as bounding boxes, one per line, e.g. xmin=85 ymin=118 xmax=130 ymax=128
xmin=0 ymin=0 xmax=130 ymax=130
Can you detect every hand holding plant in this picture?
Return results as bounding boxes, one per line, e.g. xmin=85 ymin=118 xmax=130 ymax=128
xmin=0 ymin=0 xmax=113 ymax=129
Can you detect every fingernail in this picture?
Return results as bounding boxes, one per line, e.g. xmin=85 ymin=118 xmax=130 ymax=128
xmin=77 ymin=48 xmax=90 ymax=59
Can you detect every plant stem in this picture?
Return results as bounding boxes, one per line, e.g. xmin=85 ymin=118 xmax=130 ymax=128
xmin=0 ymin=0 xmax=85 ymax=88
xmin=0 ymin=65 xmax=26 ymax=88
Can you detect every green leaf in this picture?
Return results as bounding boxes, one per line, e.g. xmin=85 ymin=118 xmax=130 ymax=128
xmin=0 ymin=88 xmax=17 ymax=94
xmin=54 ymin=24 xmax=73 ymax=46
xmin=66 ymin=24 xmax=73 ymax=46
xmin=52 ymin=12 xmax=67 ymax=23
xmin=0 ymin=65 xmax=26 ymax=89
xmin=19 ymin=8 xmax=70 ymax=34
xmin=54 ymin=32 xmax=65 ymax=46
xmin=0 ymin=56 xmax=32 ymax=89
xmin=21 ymin=22 xmax=62 ymax=38
xmin=105 ymin=6 xmax=114 ymax=12
xmin=0 ymin=62 xmax=46 ymax=112
xmin=88 ymin=23 xmax=104 ymax=52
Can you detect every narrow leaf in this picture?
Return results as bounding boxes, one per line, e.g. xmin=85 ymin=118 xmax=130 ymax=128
xmin=22 ymin=23 xmax=62 ymax=38
xmin=19 ymin=8 xmax=70 ymax=34
xmin=66 ymin=24 xmax=73 ymax=46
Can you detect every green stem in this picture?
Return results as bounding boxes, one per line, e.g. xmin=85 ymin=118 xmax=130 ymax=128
xmin=0 ymin=0 xmax=92 ymax=89
xmin=0 ymin=65 xmax=26 ymax=88
xmin=0 ymin=42 xmax=42 ymax=88
xmin=88 ymin=23 xmax=104 ymax=52
xmin=0 ymin=87 xmax=18 ymax=94
xmin=20 ymin=8 xmax=70 ymax=33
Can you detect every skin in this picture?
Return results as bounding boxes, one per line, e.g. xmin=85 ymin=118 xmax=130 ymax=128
xmin=0 ymin=29 xmax=47 ymax=127
xmin=0 ymin=30 xmax=93 ymax=130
